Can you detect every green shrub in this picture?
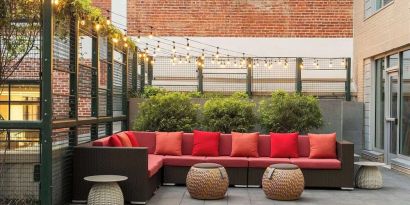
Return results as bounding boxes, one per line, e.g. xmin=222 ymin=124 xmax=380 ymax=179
xmin=202 ymin=92 xmax=256 ymax=133
xmin=133 ymin=92 xmax=199 ymax=132
xmin=141 ymin=86 xmax=166 ymax=98
xmin=258 ymin=90 xmax=323 ymax=133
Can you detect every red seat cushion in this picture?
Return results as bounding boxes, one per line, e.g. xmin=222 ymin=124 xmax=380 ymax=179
xmin=92 ymin=137 xmax=110 ymax=146
xmin=148 ymin=154 xmax=163 ymax=177
xmin=117 ymin=132 xmax=132 ymax=147
xmin=270 ymin=132 xmax=299 ymax=158
xmin=309 ymin=133 xmax=337 ymax=159
xmin=231 ymin=132 xmax=259 ymax=157
xmin=192 ymin=130 xmax=220 ymax=156
xmin=248 ymin=157 xmax=291 ymax=168
xmin=109 ymin=135 xmax=123 ymax=147
xmin=290 ymin=157 xmax=341 ymax=169
xmin=124 ymin=131 xmax=139 ymax=147
xmin=163 ymin=155 xmax=206 ymax=166
xmin=205 ymin=156 xmax=248 ymax=167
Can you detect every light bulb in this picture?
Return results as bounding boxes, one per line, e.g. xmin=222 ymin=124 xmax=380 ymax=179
xmin=80 ymin=20 xmax=86 ymax=26
xmin=53 ymin=0 xmax=59 ymax=5
xmin=156 ymin=41 xmax=161 ymax=51
xmin=112 ymin=38 xmax=118 ymax=43
xmin=137 ymin=36 xmax=140 ymax=42
xmin=124 ymin=43 xmax=128 ymax=48
xmin=106 ymin=19 xmax=111 ymax=25
xmin=95 ymin=23 xmax=100 ymax=31
xmin=151 ymin=59 xmax=155 ymax=65
xmin=123 ymin=36 xmax=127 ymax=42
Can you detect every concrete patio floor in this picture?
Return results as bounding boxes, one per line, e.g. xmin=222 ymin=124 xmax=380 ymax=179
xmin=146 ymin=168 xmax=410 ymax=205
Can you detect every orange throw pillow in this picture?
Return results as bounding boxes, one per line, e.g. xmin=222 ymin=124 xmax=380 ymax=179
xmin=154 ymin=132 xmax=183 ymax=156
xmin=309 ymin=133 xmax=337 ymax=159
xmin=117 ymin=132 xmax=132 ymax=147
xmin=231 ymin=132 xmax=259 ymax=157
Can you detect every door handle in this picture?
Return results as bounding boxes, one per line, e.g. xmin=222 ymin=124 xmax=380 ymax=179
xmin=386 ymin=117 xmax=398 ymax=124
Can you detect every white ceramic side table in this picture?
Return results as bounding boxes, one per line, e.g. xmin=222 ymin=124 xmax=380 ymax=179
xmin=84 ymin=175 xmax=128 ymax=205
xmin=354 ymin=161 xmax=385 ymax=189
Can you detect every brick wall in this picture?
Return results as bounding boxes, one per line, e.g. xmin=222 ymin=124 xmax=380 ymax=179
xmin=127 ymin=0 xmax=352 ymax=38
xmin=92 ymin=0 xmax=111 ymax=17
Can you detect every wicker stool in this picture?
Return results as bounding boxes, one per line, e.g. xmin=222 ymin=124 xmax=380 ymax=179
xmin=186 ymin=163 xmax=229 ymax=199
xmin=262 ymin=163 xmax=304 ymax=201
xmin=84 ymin=175 xmax=127 ymax=205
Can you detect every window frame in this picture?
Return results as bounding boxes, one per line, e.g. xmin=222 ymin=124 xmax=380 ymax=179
xmin=364 ymin=0 xmax=394 ymax=20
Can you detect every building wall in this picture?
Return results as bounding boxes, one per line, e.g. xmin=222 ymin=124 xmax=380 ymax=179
xmin=127 ymin=0 xmax=352 ymax=38
xmin=353 ymin=0 xmax=410 ymax=150
xmin=354 ymin=0 xmax=410 ymax=102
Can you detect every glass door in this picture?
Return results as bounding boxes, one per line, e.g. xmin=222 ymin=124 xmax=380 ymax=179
xmin=385 ymin=71 xmax=399 ymax=163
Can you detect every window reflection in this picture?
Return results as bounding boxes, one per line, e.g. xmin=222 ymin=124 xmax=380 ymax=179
xmin=401 ymin=50 xmax=410 ymax=156
xmin=0 ymin=84 xmax=40 ymax=121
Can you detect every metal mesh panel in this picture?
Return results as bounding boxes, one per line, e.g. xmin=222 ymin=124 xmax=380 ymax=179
xmin=77 ymin=125 xmax=91 ymax=144
xmin=0 ymin=129 xmax=40 ymax=204
xmin=301 ymin=58 xmax=347 ymax=98
xmin=152 ymin=56 xmax=198 ymax=92
xmin=112 ymin=121 xmax=123 ymax=133
xmin=113 ymin=50 xmax=124 ymax=117
xmin=99 ymin=37 xmax=109 ymax=117
xmin=98 ymin=124 xmax=107 ymax=139
xmin=51 ymin=128 xmax=73 ymax=205
xmin=53 ymin=34 xmax=71 ymax=120
xmin=203 ymin=57 xmax=247 ymax=94
xmin=252 ymin=58 xmax=296 ymax=95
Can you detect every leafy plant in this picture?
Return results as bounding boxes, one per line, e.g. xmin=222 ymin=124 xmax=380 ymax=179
xmin=258 ymin=90 xmax=323 ymax=133
xmin=202 ymin=92 xmax=256 ymax=133
xmin=133 ymin=92 xmax=199 ymax=132
xmin=141 ymin=86 xmax=167 ymax=98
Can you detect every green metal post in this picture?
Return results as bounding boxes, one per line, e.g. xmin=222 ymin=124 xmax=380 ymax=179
xmin=91 ymin=30 xmax=99 ymax=140
xmin=106 ymin=41 xmax=113 ymax=135
xmin=246 ymin=58 xmax=253 ymax=96
xmin=40 ymin=0 xmax=53 ymax=204
xmin=140 ymin=54 xmax=146 ymax=93
xmin=345 ymin=58 xmax=352 ymax=101
xmin=296 ymin=58 xmax=303 ymax=93
xmin=147 ymin=56 xmax=153 ymax=86
xmin=122 ymin=49 xmax=128 ymax=130
xmin=69 ymin=14 xmax=79 ymax=145
xmin=197 ymin=57 xmax=204 ymax=93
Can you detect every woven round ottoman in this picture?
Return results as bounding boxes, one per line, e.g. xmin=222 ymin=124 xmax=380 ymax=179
xmin=262 ymin=163 xmax=304 ymax=201
xmin=186 ymin=163 xmax=229 ymax=200
xmin=84 ymin=175 xmax=127 ymax=205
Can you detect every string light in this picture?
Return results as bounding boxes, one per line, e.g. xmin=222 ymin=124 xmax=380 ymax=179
xmin=186 ymin=39 xmax=190 ymax=50
xmin=215 ymin=47 xmax=219 ymax=59
xmin=95 ymin=23 xmax=101 ymax=31
xmin=53 ymin=0 xmax=59 ymax=5
xmin=201 ymin=49 xmax=205 ymax=60
xmin=341 ymin=59 xmax=346 ymax=66
xmin=211 ymin=55 xmax=215 ymax=64
xmin=156 ymin=41 xmax=161 ymax=52
xmin=106 ymin=17 xmax=111 ymax=25
xmin=151 ymin=58 xmax=155 ymax=65
xmin=80 ymin=19 xmax=86 ymax=26
xmin=329 ymin=59 xmax=333 ymax=68
xmin=283 ymin=59 xmax=288 ymax=69
xmin=112 ymin=37 xmax=118 ymax=44
xmin=264 ymin=59 xmax=268 ymax=68
xmin=179 ymin=56 xmax=183 ymax=64
xmin=124 ymin=42 xmax=128 ymax=48
xmin=172 ymin=41 xmax=176 ymax=53
xmin=300 ymin=59 xmax=304 ymax=69
xmin=136 ymin=31 xmax=141 ymax=42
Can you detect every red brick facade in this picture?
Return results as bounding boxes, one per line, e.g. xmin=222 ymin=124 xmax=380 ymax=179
xmin=92 ymin=0 xmax=111 ymax=18
xmin=127 ymin=0 xmax=352 ymax=38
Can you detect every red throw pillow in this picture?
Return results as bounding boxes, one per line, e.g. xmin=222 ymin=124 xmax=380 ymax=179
xmin=192 ymin=130 xmax=220 ymax=156
xmin=154 ymin=132 xmax=183 ymax=156
xmin=109 ymin=135 xmax=123 ymax=147
xmin=270 ymin=132 xmax=299 ymax=158
xmin=117 ymin=132 xmax=132 ymax=147
xmin=231 ymin=132 xmax=259 ymax=157
xmin=309 ymin=133 xmax=337 ymax=159
xmin=124 ymin=131 xmax=139 ymax=147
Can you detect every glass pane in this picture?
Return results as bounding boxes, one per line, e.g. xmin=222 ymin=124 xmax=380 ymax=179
xmin=10 ymin=85 xmax=40 ymax=101
xmin=400 ymin=50 xmax=410 ymax=156
xmin=375 ymin=59 xmax=385 ymax=149
xmin=390 ymin=75 xmax=398 ymax=154
xmin=388 ymin=54 xmax=399 ymax=67
xmin=383 ymin=0 xmax=393 ymax=5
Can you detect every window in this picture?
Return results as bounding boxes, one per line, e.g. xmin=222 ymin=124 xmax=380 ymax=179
xmin=365 ymin=0 xmax=393 ymax=18
xmin=375 ymin=58 xmax=385 ymax=150
xmin=400 ymin=50 xmax=410 ymax=157
xmin=0 ymin=83 xmax=40 ymax=121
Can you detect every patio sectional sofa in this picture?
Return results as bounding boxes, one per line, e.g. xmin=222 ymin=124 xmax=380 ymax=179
xmin=72 ymin=131 xmax=354 ymax=204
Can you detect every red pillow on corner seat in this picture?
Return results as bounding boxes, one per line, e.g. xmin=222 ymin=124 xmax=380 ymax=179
xmin=192 ymin=130 xmax=220 ymax=156
xmin=117 ymin=132 xmax=132 ymax=147
xmin=109 ymin=135 xmax=123 ymax=147
xmin=308 ymin=133 xmax=337 ymax=159
xmin=270 ymin=132 xmax=299 ymax=158
xmin=124 ymin=131 xmax=139 ymax=147
xmin=231 ymin=132 xmax=259 ymax=157
xmin=154 ymin=132 xmax=183 ymax=156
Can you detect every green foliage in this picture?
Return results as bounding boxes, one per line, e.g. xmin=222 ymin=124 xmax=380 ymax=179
xmin=134 ymin=92 xmax=199 ymax=132
xmin=202 ymin=92 xmax=256 ymax=133
xmin=141 ymin=86 xmax=167 ymax=98
xmin=258 ymin=90 xmax=323 ymax=133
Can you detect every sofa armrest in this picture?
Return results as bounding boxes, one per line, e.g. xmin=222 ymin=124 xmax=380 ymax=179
xmin=72 ymin=145 xmax=148 ymax=202
xmin=336 ymin=140 xmax=354 ymax=187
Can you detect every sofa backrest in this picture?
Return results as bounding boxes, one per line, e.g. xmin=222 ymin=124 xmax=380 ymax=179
xmin=130 ymin=131 xmax=311 ymax=157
